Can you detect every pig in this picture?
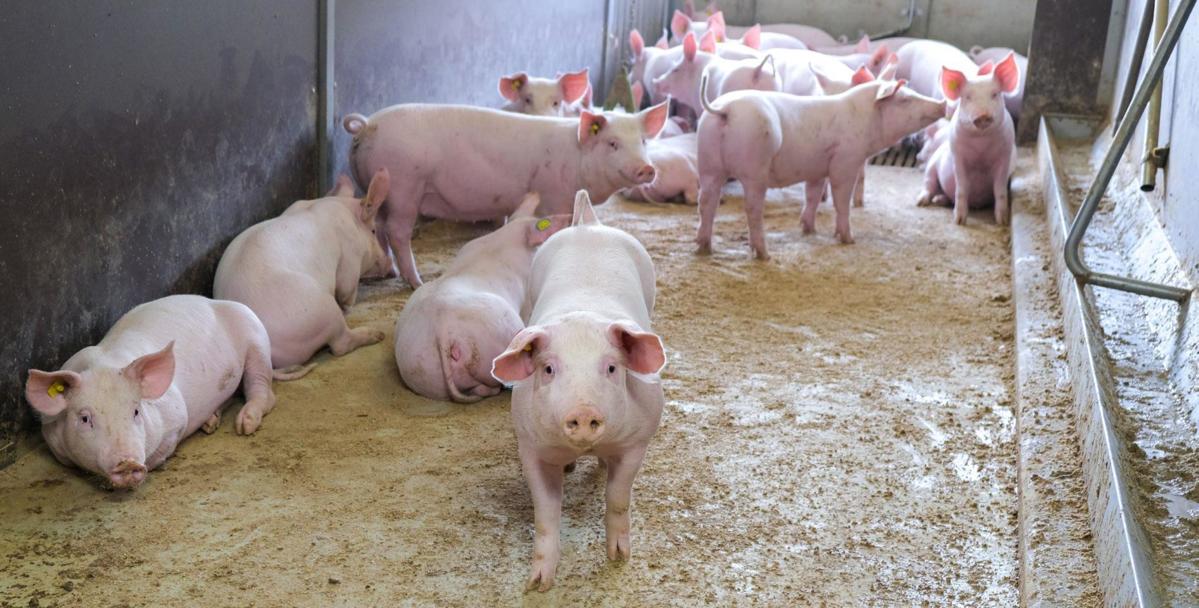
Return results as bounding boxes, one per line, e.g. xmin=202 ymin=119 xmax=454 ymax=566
xmin=213 ymin=169 xmax=391 ymax=368
xmin=498 ymin=69 xmax=592 ymax=117
xmin=342 ymin=100 xmax=669 ymax=288
xmin=24 ymin=295 xmax=292 ymax=489
xmin=393 ymin=194 xmax=570 ymax=402
xmin=808 ymin=64 xmax=888 ymax=208
xmin=707 ymin=19 xmax=807 ymax=51
xmin=894 ymin=39 xmax=979 ymax=101
xmin=621 ymin=133 xmax=700 ymax=204
xmin=492 ymin=190 xmax=667 ymax=592
xmin=652 ymin=31 xmax=781 ymax=117
xmin=970 ymin=46 xmax=1027 ymax=121
xmin=673 ymin=9 xmax=837 ymax=49
xmin=917 ymin=53 xmax=1020 ymax=225
xmin=629 ymin=29 xmax=677 ymax=105
xmin=696 ymin=76 xmax=946 ymax=256
xmin=817 ymin=34 xmax=919 ymax=56
xmin=824 ymin=44 xmax=895 ymax=77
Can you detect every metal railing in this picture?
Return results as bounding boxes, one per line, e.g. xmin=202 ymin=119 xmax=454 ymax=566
xmin=1064 ymin=0 xmax=1195 ymax=302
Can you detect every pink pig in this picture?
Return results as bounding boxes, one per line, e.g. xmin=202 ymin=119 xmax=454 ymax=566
xmin=696 ymin=77 xmax=945 ymax=256
xmin=621 ymin=133 xmax=700 ymax=204
xmin=673 ymin=9 xmax=836 ymax=49
xmin=213 ymin=170 xmax=391 ymax=369
xmin=492 ymin=191 xmax=666 ymax=592
xmin=917 ymin=53 xmax=1020 ymax=225
xmin=895 ymin=39 xmax=980 ymax=101
xmin=498 ymin=69 xmax=592 ymax=117
xmin=342 ymin=101 xmax=668 ymax=288
xmin=970 ymin=46 xmax=1027 ymax=121
xmin=629 ymin=29 xmax=677 ymax=105
xmin=652 ymin=31 xmax=781 ymax=117
xmin=393 ymin=193 xmax=570 ymax=402
xmin=24 ymin=295 xmax=289 ymax=489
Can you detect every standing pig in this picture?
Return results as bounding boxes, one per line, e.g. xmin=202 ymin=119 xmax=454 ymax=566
xmin=629 ymin=29 xmax=677 ymax=105
xmin=969 ymin=46 xmax=1027 ymax=121
xmin=917 ymin=53 xmax=1020 ymax=225
xmin=498 ymin=69 xmax=592 ymax=117
xmin=342 ymin=100 xmax=669 ymax=287
xmin=696 ymin=77 xmax=945 ymax=256
xmin=24 ymin=295 xmax=287 ymax=489
xmin=214 ymin=169 xmax=391 ymax=368
xmin=492 ymin=191 xmax=667 ymax=592
xmin=621 ymin=133 xmax=700 ymax=204
xmin=652 ymin=31 xmax=781 ymax=117
xmin=393 ymin=194 xmax=570 ymax=402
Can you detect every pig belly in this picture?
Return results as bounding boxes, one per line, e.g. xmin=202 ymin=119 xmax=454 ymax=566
xmin=236 ymin=273 xmax=342 ymax=368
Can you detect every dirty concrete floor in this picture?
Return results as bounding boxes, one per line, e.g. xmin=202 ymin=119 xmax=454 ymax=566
xmin=0 ymin=165 xmax=1020 ymax=607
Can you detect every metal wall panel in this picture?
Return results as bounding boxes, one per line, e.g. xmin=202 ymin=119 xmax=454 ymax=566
xmin=0 ymin=2 xmax=319 ymax=467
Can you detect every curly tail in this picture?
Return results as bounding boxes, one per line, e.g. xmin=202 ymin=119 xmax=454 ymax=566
xmin=273 ymin=363 xmax=316 ymax=381
xmin=699 ymin=74 xmax=729 ymax=119
xmin=343 ymin=113 xmax=368 ymax=135
xmin=439 ymin=333 xmax=485 ymax=404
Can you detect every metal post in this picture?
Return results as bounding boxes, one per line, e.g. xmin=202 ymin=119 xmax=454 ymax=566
xmin=1114 ymin=0 xmax=1155 ymax=133
xmin=1063 ymin=0 xmax=1195 ymax=303
xmin=316 ymin=0 xmax=335 ymax=195
xmin=1140 ymin=0 xmax=1168 ymax=191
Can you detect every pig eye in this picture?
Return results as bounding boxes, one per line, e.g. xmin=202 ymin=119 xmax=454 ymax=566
xmin=553 ymin=100 xmax=561 ymax=107
xmin=544 ymin=364 xmax=554 ymax=376
xmin=134 ymin=408 xmax=140 ymax=418
xmin=607 ymin=364 xmax=617 ymax=374
xmin=524 ymin=96 xmax=532 ymax=105
xmin=609 ymin=140 xmax=619 ymax=150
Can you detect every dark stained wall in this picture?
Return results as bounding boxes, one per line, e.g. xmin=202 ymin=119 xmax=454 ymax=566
xmin=0 ymin=2 xmax=319 ymax=466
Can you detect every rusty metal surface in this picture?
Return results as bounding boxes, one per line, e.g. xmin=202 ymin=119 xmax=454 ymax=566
xmin=0 ymin=2 xmax=318 ymax=467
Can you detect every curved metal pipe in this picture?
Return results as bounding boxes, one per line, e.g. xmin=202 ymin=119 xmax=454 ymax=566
xmin=1114 ymin=0 xmax=1156 ymax=134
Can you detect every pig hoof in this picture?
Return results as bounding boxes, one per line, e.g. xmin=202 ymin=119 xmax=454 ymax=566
xmin=368 ymin=329 xmax=385 ymax=344
xmin=954 ymin=214 xmax=968 ymax=226
xmin=753 ymin=249 xmax=771 ymax=261
xmin=201 ymin=412 xmax=221 ymax=434
xmin=695 ymin=242 xmax=712 ymax=255
xmin=932 ymin=194 xmax=950 ymax=206
xmin=236 ymin=409 xmax=262 ymax=435
xmin=525 ymin=560 xmax=557 ymax=593
xmin=836 ymin=232 xmax=855 ymax=245
xmin=607 ymin=533 xmax=631 ymax=561
xmin=802 ymin=223 xmax=815 ymax=235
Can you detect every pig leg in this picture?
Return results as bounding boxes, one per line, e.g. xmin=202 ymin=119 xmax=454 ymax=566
xmin=373 ymin=210 xmax=398 ymax=280
xmin=802 ymin=181 xmax=824 ymax=235
xmin=917 ymin=156 xmax=950 ymax=207
xmin=603 ymin=444 xmax=648 ymax=562
xmin=953 ymin=168 xmax=972 ymax=226
xmin=384 ymin=181 xmax=425 ymax=288
xmin=328 ymin=319 xmax=384 ymax=358
xmin=854 ymin=166 xmax=866 ymax=208
xmin=236 ymin=343 xmax=277 ymax=435
xmin=830 ymin=177 xmax=856 ymax=244
xmin=520 ymin=448 xmax=564 ymax=592
xmin=201 ymin=403 xmax=226 ymax=434
xmin=684 ymin=184 xmax=699 ymax=206
xmin=743 ymin=181 xmax=770 ymax=260
xmin=696 ymin=173 xmax=726 ymax=254
xmin=992 ymin=166 xmax=1012 ymax=226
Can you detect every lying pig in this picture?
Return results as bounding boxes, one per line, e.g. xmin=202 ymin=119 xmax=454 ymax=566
xmin=492 ymin=190 xmax=666 ymax=592
xmin=393 ymin=194 xmax=569 ymax=402
xmin=621 ymin=133 xmax=700 ymax=204
xmin=499 ymin=69 xmax=592 ymax=117
xmin=342 ymin=100 xmax=669 ymax=287
xmin=629 ymin=29 xmax=676 ymax=105
xmin=214 ymin=169 xmax=391 ymax=368
xmin=817 ymin=34 xmax=919 ymax=56
xmin=970 ymin=46 xmax=1027 ymax=121
xmin=696 ymin=76 xmax=945 ymax=256
xmin=24 ymin=295 xmax=290 ymax=489
xmin=652 ymin=31 xmax=781 ymax=117
xmin=918 ymin=53 xmax=1020 ymax=225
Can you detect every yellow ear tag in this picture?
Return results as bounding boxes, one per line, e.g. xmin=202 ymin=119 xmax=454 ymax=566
xmin=590 ymin=122 xmax=601 ymax=135
xmin=48 ymin=381 xmax=66 ymax=397
xmin=523 ymin=344 xmax=533 ymax=352
xmin=513 ymin=79 xmax=522 ymax=90
xmin=947 ymin=79 xmax=959 ymax=93
xmin=536 ymin=218 xmax=551 ymax=231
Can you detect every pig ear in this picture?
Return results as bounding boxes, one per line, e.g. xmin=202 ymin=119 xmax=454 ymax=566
xmin=941 ymin=67 xmax=967 ymax=101
xmin=491 ymin=327 xmax=548 ymax=384
xmin=741 ymin=24 xmax=762 ymax=49
xmin=361 ymin=167 xmax=389 ymax=223
xmin=326 ymin=174 xmax=354 ymax=198
xmin=870 ymin=44 xmax=889 ymax=68
xmin=572 ymin=190 xmax=601 ymax=226
xmin=875 ymin=78 xmax=904 ymax=101
xmin=25 ymin=369 xmax=82 ymax=417
xmin=851 ymin=66 xmax=875 ymax=86
xmin=631 ymin=81 xmax=645 ymax=108
xmin=977 ymin=60 xmax=995 ymax=76
xmin=629 ymin=29 xmax=645 ymax=56
xmin=498 ymin=73 xmax=528 ymax=102
xmin=880 ymin=53 xmax=900 ymax=80
xmin=671 ymin=10 xmax=691 ymax=39
xmin=854 ymin=35 xmax=871 ymax=54
xmin=707 ymin=10 xmax=726 ymax=29
xmin=525 ymin=214 xmax=571 ymax=246
xmin=640 ymin=100 xmax=670 ymax=138
xmin=993 ymin=52 xmax=1020 ymax=94
xmin=608 ymin=322 xmax=666 ymax=376
xmin=122 ymin=341 xmax=175 ymax=400
xmin=558 ymin=69 xmax=591 ymax=104
xmin=683 ymin=32 xmax=698 ymax=61
xmin=699 ymin=30 xmax=718 ymax=54
xmin=511 ymin=192 xmax=541 ymax=219
xmin=654 ymin=34 xmax=669 ymax=50
xmin=577 ymin=110 xmax=607 ymax=143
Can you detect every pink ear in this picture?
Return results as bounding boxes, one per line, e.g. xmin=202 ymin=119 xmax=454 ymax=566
xmin=122 ymin=341 xmax=175 ymax=400
xmin=870 ymin=44 xmax=890 ymax=70
xmin=742 ymin=24 xmax=762 ymax=49
xmin=558 ymin=69 xmax=590 ymax=104
xmin=655 ymin=35 xmax=669 ymax=50
xmin=525 ymin=214 xmax=572 ymax=246
xmin=700 ymin=30 xmax=718 ymax=54
xmin=851 ymin=66 xmax=875 ymax=85
xmin=325 ymin=174 xmax=354 ymax=197
xmin=941 ymin=67 xmax=967 ymax=101
xmin=880 ymin=54 xmax=900 ymax=80
xmin=578 ymin=110 xmax=607 ymax=143
xmin=640 ymin=100 xmax=669 ymax=138
xmin=683 ymin=32 xmax=698 ymax=61
xmin=608 ymin=322 xmax=666 ymax=375
xmin=361 ymin=168 xmax=389 ymax=223
xmin=993 ymin=52 xmax=1020 ymax=93
xmin=491 ymin=328 xmax=548 ymax=383
xmin=629 ymin=29 xmax=645 ymax=56
xmin=25 ymin=369 xmax=82 ymax=417
xmin=707 ymin=10 xmax=726 ymax=29
xmin=977 ymin=60 xmax=995 ymax=76
xmin=499 ymin=73 xmax=527 ymax=102
xmin=671 ymin=10 xmax=691 ymax=38
xmin=854 ymin=35 xmax=871 ymax=53
xmin=631 ymin=81 xmax=645 ymax=107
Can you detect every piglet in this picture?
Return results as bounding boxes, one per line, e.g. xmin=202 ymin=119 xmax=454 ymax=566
xmin=393 ymin=194 xmax=569 ymax=402
xmin=918 ymin=53 xmax=1020 ymax=225
xmin=696 ymin=76 xmax=945 ymax=256
xmin=214 ymin=169 xmax=391 ymax=369
xmin=621 ymin=133 xmax=700 ymax=204
xmin=492 ymin=191 xmax=666 ymax=592
xmin=499 ymin=69 xmax=592 ymax=117
xmin=25 ymin=295 xmax=287 ymax=489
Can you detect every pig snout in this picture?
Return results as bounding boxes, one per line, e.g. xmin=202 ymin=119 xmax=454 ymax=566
xmin=562 ymin=406 xmax=606 ymax=446
xmin=634 ymin=164 xmax=656 ymax=184
xmin=972 ymin=114 xmax=994 ymax=129
xmin=108 ymin=459 xmax=147 ymax=489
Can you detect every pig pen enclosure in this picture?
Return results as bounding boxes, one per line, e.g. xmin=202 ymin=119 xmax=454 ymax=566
xmin=3 ymin=1 xmax=1199 ymax=606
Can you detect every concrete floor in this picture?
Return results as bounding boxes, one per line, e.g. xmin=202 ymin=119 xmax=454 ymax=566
xmin=1 ymin=165 xmax=1023 ymax=606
